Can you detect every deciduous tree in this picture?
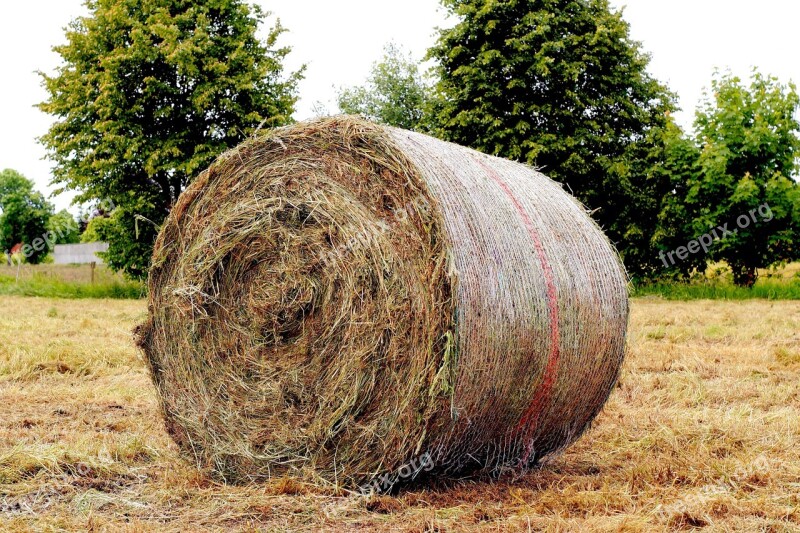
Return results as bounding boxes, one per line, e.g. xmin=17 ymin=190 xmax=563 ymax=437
xmin=673 ymin=71 xmax=800 ymax=286
xmin=40 ymin=0 xmax=302 ymax=278
xmin=0 ymin=169 xmax=53 ymax=264
xmin=48 ymin=209 xmax=81 ymax=245
xmin=429 ymin=0 xmax=676 ymax=277
xmin=338 ymin=43 xmax=432 ymax=131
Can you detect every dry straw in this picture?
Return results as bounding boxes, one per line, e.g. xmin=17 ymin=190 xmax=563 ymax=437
xmin=136 ymin=116 xmax=629 ymax=489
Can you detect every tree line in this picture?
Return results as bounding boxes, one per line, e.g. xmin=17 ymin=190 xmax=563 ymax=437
xmin=16 ymin=0 xmax=798 ymax=286
xmin=0 ymin=169 xmax=84 ymax=265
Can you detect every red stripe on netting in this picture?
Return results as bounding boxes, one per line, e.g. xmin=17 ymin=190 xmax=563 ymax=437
xmin=472 ymin=155 xmax=560 ymax=465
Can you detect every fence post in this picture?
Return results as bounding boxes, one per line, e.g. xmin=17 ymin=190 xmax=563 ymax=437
xmin=90 ymin=262 xmax=96 ymax=285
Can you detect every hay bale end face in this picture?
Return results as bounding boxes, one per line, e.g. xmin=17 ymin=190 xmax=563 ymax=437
xmin=137 ymin=116 xmax=629 ymax=489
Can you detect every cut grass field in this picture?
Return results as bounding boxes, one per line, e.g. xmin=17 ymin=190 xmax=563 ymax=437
xmin=0 ymin=296 xmax=798 ymax=531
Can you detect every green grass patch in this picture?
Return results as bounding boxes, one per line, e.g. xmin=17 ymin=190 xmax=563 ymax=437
xmin=632 ymin=277 xmax=800 ymax=300
xmin=0 ymin=274 xmax=145 ymax=299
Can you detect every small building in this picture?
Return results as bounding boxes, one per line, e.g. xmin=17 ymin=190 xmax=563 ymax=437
xmin=54 ymin=242 xmax=110 ymax=265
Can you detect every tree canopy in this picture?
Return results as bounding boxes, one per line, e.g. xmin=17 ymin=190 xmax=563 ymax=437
xmin=338 ymin=43 xmax=432 ymax=131
xmin=48 ymin=209 xmax=82 ymax=245
xmin=429 ymin=0 xmax=676 ymax=277
xmin=659 ymin=71 xmax=800 ymax=286
xmin=39 ymin=0 xmax=302 ymax=279
xmin=0 ymin=169 xmax=53 ymax=264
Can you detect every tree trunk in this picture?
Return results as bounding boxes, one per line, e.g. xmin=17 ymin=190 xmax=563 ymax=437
xmin=730 ymin=263 xmax=758 ymax=288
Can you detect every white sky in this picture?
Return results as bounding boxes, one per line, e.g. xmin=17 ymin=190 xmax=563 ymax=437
xmin=1 ymin=0 xmax=798 ymax=212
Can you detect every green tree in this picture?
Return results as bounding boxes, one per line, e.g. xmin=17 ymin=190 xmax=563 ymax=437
xmin=81 ymin=214 xmax=115 ymax=243
xmin=39 ymin=0 xmax=301 ymax=279
xmin=651 ymin=122 xmax=707 ymax=279
xmin=338 ymin=43 xmax=432 ymax=131
xmin=672 ymin=71 xmax=800 ymax=287
xmin=48 ymin=209 xmax=82 ymax=245
xmin=429 ymin=0 xmax=676 ymax=277
xmin=0 ymin=169 xmax=54 ymax=265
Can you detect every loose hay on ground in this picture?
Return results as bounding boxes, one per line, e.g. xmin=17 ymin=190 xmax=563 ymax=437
xmin=1 ymin=297 xmax=799 ymax=531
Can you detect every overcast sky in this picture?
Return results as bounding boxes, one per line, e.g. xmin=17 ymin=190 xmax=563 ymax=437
xmin=1 ymin=0 xmax=799 ymax=212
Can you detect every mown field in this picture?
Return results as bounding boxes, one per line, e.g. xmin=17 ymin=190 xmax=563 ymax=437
xmin=1 ymin=296 xmax=799 ymax=531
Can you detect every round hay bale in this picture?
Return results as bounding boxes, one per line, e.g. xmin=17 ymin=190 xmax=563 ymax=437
xmin=136 ymin=116 xmax=629 ymax=488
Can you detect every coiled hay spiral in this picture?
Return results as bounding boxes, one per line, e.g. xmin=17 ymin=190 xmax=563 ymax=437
xmin=136 ymin=116 xmax=629 ymax=488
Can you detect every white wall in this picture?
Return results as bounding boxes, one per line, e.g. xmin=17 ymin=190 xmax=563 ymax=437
xmin=54 ymin=242 xmax=109 ymax=265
